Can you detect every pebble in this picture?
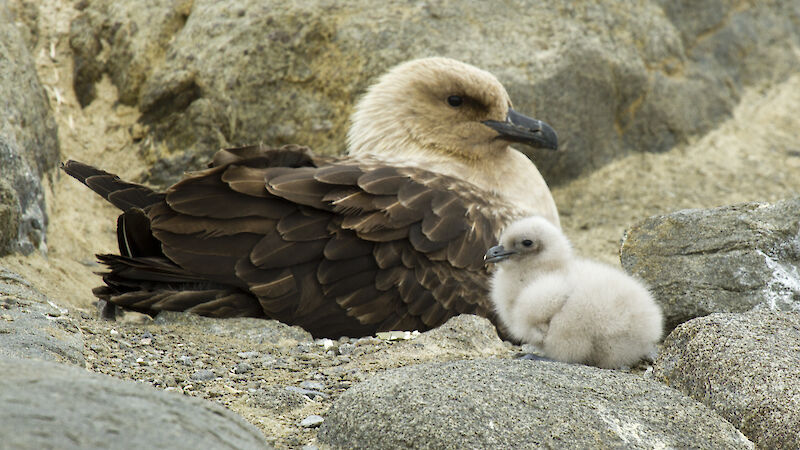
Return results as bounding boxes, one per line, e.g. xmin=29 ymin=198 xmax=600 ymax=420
xmin=237 ymin=351 xmax=260 ymax=359
xmin=285 ymin=386 xmax=328 ymax=400
xmin=338 ymin=343 xmax=355 ymax=355
xmin=178 ymin=356 xmax=193 ymax=366
xmin=233 ymin=362 xmax=252 ymax=374
xmin=299 ymin=415 xmax=324 ymax=428
xmin=376 ymin=330 xmax=418 ymax=341
xmin=355 ymin=337 xmax=380 ymax=346
xmin=140 ymin=331 xmax=153 ymax=345
xmin=190 ymin=369 xmax=216 ymax=381
xmin=299 ymin=381 xmax=324 ymax=391
xmin=315 ymin=338 xmax=335 ymax=350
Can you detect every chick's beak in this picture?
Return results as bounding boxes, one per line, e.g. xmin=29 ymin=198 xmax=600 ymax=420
xmin=483 ymin=108 xmax=558 ymax=151
xmin=484 ymin=245 xmax=517 ymax=264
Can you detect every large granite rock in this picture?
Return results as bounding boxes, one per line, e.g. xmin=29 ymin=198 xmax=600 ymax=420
xmin=0 ymin=267 xmax=84 ymax=366
xmin=654 ymin=312 xmax=800 ymax=449
xmin=69 ymin=0 xmax=800 ymax=186
xmin=0 ymin=357 xmax=270 ymax=450
xmin=0 ymin=4 xmax=60 ymax=254
xmin=318 ymin=358 xmax=753 ymax=449
xmin=620 ymin=198 xmax=800 ymax=332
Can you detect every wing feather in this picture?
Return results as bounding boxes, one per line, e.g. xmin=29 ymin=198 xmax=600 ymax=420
xmin=78 ymin=144 xmax=512 ymax=338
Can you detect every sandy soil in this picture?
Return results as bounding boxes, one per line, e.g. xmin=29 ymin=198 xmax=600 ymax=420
xmin=2 ymin=0 xmax=799 ymax=446
xmin=2 ymin=0 xmax=147 ymax=311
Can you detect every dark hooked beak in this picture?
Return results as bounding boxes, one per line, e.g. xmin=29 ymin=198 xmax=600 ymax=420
xmin=483 ymin=108 xmax=558 ymax=151
xmin=484 ymin=245 xmax=517 ymax=264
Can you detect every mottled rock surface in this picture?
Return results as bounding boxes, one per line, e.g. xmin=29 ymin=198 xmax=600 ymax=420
xmin=0 ymin=267 xmax=84 ymax=366
xmin=318 ymin=358 xmax=753 ymax=449
xmin=0 ymin=4 xmax=60 ymax=254
xmin=0 ymin=357 xmax=270 ymax=450
xmin=654 ymin=312 xmax=800 ymax=450
xmin=78 ymin=312 xmax=516 ymax=447
xmin=621 ymin=198 xmax=800 ymax=332
xmin=69 ymin=0 xmax=800 ymax=186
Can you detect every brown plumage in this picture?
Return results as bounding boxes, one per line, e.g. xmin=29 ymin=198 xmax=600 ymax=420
xmin=63 ymin=57 xmax=560 ymax=338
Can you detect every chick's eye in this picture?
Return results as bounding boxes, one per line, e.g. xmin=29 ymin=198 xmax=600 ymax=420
xmin=521 ymin=239 xmax=533 ymax=247
xmin=447 ymin=95 xmax=463 ymax=107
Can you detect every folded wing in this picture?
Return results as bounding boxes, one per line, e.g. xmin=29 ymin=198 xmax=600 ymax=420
xmin=65 ymin=145 xmax=506 ymax=338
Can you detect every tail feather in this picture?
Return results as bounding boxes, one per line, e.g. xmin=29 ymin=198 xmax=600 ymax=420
xmin=94 ymin=287 xmax=262 ymax=318
xmin=93 ymin=254 xmax=263 ymax=317
xmin=117 ymin=209 xmax=162 ymax=257
xmin=61 ymin=160 xmax=164 ymax=210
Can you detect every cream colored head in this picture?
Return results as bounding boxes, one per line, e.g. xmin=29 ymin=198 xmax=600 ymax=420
xmin=485 ymin=215 xmax=573 ymax=272
xmin=347 ymin=57 xmax=555 ymax=163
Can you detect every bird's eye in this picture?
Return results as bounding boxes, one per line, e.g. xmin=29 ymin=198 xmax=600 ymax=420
xmin=521 ymin=239 xmax=533 ymax=247
xmin=447 ymin=95 xmax=463 ymax=107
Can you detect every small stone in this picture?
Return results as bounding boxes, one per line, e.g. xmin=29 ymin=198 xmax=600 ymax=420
xmin=237 ymin=351 xmax=260 ymax=359
xmin=178 ymin=356 xmax=193 ymax=366
xmin=315 ymin=338 xmax=335 ymax=350
xmin=285 ymin=386 xmax=328 ymax=400
xmin=109 ymin=329 xmax=118 ymax=335
xmin=206 ymin=386 xmax=225 ymax=398
xmin=299 ymin=381 xmax=324 ymax=391
xmin=338 ymin=343 xmax=355 ymax=355
xmin=355 ymin=337 xmax=379 ymax=345
xmin=136 ymin=357 xmax=148 ymax=366
xmin=299 ymin=415 xmax=324 ymax=428
xmin=233 ymin=362 xmax=252 ymax=374
xmin=376 ymin=331 xmax=411 ymax=341
xmin=190 ymin=370 xmax=216 ymax=381
xmin=301 ymin=445 xmax=319 ymax=450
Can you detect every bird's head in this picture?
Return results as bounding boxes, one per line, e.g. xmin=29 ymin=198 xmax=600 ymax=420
xmin=484 ymin=215 xmax=572 ymax=269
xmin=347 ymin=57 xmax=558 ymax=163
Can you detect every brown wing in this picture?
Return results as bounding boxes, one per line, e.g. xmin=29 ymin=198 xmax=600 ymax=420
xmin=75 ymin=145 xmax=508 ymax=338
